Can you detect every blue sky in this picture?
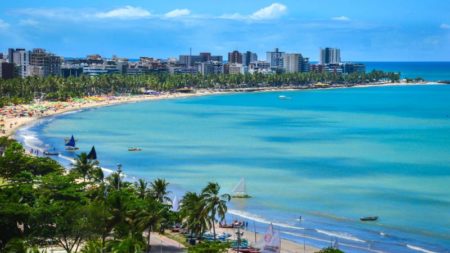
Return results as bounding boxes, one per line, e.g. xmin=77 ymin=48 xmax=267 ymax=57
xmin=0 ymin=0 xmax=449 ymax=61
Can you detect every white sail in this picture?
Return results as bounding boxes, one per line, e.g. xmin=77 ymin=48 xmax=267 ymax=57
xmin=171 ymin=196 xmax=179 ymax=212
xmin=232 ymin=178 xmax=246 ymax=196
xmin=258 ymin=223 xmax=281 ymax=253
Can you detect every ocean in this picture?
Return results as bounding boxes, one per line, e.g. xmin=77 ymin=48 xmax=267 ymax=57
xmin=15 ymin=63 xmax=450 ymax=253
xmin=363 ymin=62 xmax=450 ymax=81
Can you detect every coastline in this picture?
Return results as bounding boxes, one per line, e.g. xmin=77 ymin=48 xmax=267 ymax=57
xmin=5 ymin=81 xmax=448 ymax=253
xmin=1 ymin=81 xmax=443 ymax=139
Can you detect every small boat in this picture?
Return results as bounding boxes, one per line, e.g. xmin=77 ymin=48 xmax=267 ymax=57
xmin=65 ymin=135 xmax=79 ymax=151
xmin=44 ymin=151 xmax=59 ymax=156
xmin=87 ymin=146 xmax=97 ymax=160
xmin=128 ymin=147 xmax=142 ymax=152
xmin=278 ymin=95 xmax=291 ymax=100
xmin=360 ymin=216 xmax=378 ymax=221
xmin=231 ymin=178 xmax=251 ymax=198
xmin=64 ymin=137 xmax=78 ymax=142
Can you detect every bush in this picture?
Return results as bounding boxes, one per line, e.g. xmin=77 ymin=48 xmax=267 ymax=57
xmin=188 ymin=241 xmax=230 ymax=253
xmin=316 ymin=247 xmax=344 ymax=253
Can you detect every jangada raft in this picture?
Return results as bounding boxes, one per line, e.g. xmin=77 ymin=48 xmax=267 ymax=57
xmin=65 ymin=135 xmax=79 ymax=151
xmin=232 ymin=178 xmax=251 ymax=198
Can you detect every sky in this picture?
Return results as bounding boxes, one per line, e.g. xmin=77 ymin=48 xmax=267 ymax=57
xmin=0 ymin=0 xmax=449 ymax=61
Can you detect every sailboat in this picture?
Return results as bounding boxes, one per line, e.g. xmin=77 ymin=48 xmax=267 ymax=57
xmin=87 ymin=146 xmax=97 ymax=160
xmin=65 ymin=135 xmax=79 ymax=151
xmin=231 ymin=178 xmax=251 ymax=198
xmin=260 ymin=223 xmax=281 ymax=253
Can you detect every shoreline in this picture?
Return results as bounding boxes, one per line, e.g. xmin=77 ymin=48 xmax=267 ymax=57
xmin=5 ymin=81 xmax=448 ymax=253
xmin=1 ymin=81 xmax=443 ymax=139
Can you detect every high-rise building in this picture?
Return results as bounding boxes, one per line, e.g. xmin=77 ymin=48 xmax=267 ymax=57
xmin=29 ymin=48 xmax=62 ymax=77
xmin=283 ymin=53 xmax=311 ymax=73
xmin=320 ymin=48 xmax=341 ymax=65
xmin=199 ymin=52 xmax=211 ymax=62
xmin=242 ymin=51 xmax=258 ymax=66
xmin=0 ymin=62 xmax=16 ymax=79
xmin=266 ymin=48 xmax=285 ymax=70
xmin=198 ymin=61 xmax=224 ymax=75
xmin=10 ymin=49 xmax=29 ymax=78
xmin=228 ymin=50 xmax=243 ymax=64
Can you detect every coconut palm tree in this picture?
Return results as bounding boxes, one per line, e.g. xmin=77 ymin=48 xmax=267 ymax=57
xmin=180 ymin=192 xmax=209 ymax=239
xmin=72 ymin=152 xmax=99 ymax=182
xmin=150 ymin=178 xmax=171 ymax=203
xmin=134 ymin=179 xmax=149 ymax=200
xmin=201 ymin=182 xmax=230 ymax=240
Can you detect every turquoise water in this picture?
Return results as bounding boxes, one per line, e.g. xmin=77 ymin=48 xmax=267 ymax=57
xmin=17 ymin=85 xmax=450 ymax=253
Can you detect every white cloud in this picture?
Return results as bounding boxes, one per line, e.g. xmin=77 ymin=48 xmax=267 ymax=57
xmin=250 ymin=3 xmax=287 ymax=20
xmin=19 ymin=19 xmax=39 ymax=26
xmin=332 ymin=16 xmax=350 ymax=21
xmin=0 ymin=19 xmax=10 ymax=29
xmin=440 ymin=23 xmax=450 ymax=29
xmin=95 ymin=6 xmax=151 ymax=19
xmin=221 ymin=3 xmax=287 ymax=21
xmin=165 ymin=9 xmax=191 ymax=18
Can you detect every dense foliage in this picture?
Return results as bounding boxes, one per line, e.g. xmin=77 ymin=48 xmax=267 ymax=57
xmin=0 ymin=71 xmax=400 ymax=103
xmin=0 ymin=137 xmax=231 ymax=252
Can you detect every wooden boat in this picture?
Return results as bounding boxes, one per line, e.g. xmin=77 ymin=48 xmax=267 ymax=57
xmin=128 ymin=147 xmax=142 ymax=152
xmin=87 ymin=146 xmax=97 ymax=160
xmin=360 ymin=216 xmax=378 ymax=221
xmin=65 ymin=135 xmax=79 ymax=151
xmin=231 ymin=178 xmax=251 ymax=198
xmin=44 ymin=151 xmax=59 ymax=156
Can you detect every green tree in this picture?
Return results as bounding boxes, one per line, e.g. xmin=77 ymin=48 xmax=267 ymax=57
xmin=72 ymin=152 xmax=100 ymax=182
xmin=201 ymin=182 xmax=230 ymax=241
xmin=150 ymin=178 xmax=171 ymax=203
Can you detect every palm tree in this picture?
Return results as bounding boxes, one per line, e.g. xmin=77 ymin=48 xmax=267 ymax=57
xmin=201 ymin=182 xmax=230 ymax=241
xmin=72 ymin=152 xmax=99 ymax=182
xmin=134 ymin=179 xmax=149 ymax=199
xmin=180 ymin=192 xmax=209 ymax=239
xmin=150 ymin=178 xmax=171 ymax=203
xmin=136 ymin=199 xmax=167 ymax=252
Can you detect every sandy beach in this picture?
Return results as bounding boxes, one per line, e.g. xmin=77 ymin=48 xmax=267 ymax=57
xmin=214 ymin=226 xmax=319 ymax=253
xmin=1 ymin=81 xmax=442 ymax=139
xmin=0 ymin=91 xmax=220 ymax=138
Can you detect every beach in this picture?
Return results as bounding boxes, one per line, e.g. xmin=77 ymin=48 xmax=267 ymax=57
xmin=0 ymin=91 xmax=220 ymax=138
xmin=6 ymin=81 xmax=449 ymax=253
xmin=1 ymin=81 xmax=440 ymax=139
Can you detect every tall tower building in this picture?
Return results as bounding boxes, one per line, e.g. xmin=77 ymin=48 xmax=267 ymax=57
xmin=242 ymin=51 xmax=258 ymax=66
xmin=10 ymin=48 xmax=30 ymax=78
xmin=284 ymin=53 xmax=310 ymax=73
xmin=320 ymin=48 xmax=341 ymax=65
xmin=266 ymin=48 xmax=285 ymax=70
xmin=29 ymin=48 xmax=62 ymax=77
xmin=228 ymin=50 xmax=243 ymax=64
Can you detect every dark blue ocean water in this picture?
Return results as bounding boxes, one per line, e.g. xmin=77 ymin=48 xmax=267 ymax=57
xmin=363 ymin=62 xmax=450 ymax=81
xmin=16 ymin=84 xmax=450 ymax=253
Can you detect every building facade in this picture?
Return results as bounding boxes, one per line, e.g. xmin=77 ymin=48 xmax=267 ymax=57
xmin=320 ymin=48 xmax=341 ymax=65
xmin=242 ymin=51 xmax=258 ymax=66
xmin=29 ymin=48 xmax=62 ymax=77
xmin=228 ymin=50 xmax=243 ymax=64
xmin=266 ymin=48 xmax=285 ymax=71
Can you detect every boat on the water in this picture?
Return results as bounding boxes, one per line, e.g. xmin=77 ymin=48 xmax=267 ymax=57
xmin=64 ymin=137 xmax=78 ymax=142
xmin=65 ymin=135 xmax=79 ymax=151
xmin=44 ymin=151 xmax=59 ymax=156
xmin=87 ymin=146 xmax=97 ymax=160
xmin=231 ymin=178 xmax=251 ymax=198
xmin=278 ymin=95 xmax=291 ymax=100
xmin=128 ymin=147 xmax=142 ymax=152
xmin=360 ymin=216 xmax=378 ymax=221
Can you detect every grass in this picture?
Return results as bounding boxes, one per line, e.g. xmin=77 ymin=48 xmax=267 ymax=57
xmin=163 ymin=230 xmax=190 ymax=247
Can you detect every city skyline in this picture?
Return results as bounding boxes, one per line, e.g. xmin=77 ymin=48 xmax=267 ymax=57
xmin=0 ymin=0 xmax=449 ymax=61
